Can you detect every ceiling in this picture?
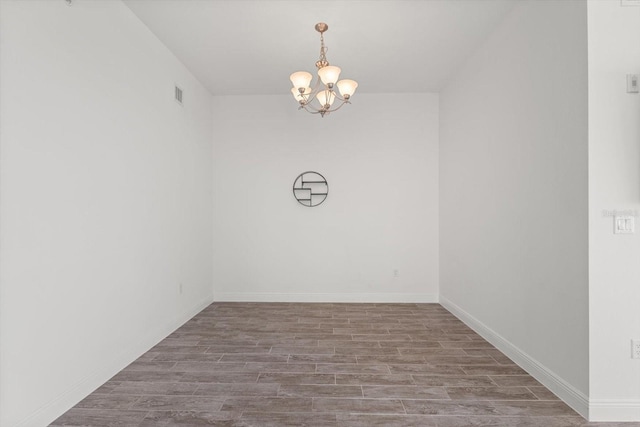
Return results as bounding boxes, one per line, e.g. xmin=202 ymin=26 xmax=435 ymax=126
xmin=123 ymin=0 xmax=515 ymax=96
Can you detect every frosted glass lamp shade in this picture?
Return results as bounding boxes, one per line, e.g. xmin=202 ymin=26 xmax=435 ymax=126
xmin=316 ymin=90 xmax=335 ymax=107
xmin=318 ymin=66 xmax=341 ymax=85
xmin=337 ymin=79 xmax=358 ymax=98
xmin=291 ymin=87 xmax=311 ymax=102
xmin=290 ymin=71 xmax=313 ymax=89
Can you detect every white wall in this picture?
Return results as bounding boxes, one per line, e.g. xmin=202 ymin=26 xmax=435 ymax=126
xmin=212 ymin=94 xmax=439 ymax=302
xmin=588 ymin=0 xmax=640 ymax=421
xmin=439 ymin=0 xmax=589 ymax=417
xmin=0 ymin=1 xmax=213 ymax=426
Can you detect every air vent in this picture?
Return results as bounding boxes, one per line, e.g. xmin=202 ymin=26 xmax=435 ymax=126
xmin=174 ymin=85 xmax=183 ymax=105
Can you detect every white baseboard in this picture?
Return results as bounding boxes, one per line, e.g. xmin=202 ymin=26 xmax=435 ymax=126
xmin=16 ymin=295 xmax=214 ymax=427
xmin=439 ymin=295 xmax=590 ymax=420
xmin=213 ymin=292 xmax=439 ymax=303
xmin=589 ymin=399 xmax=640 ymax=422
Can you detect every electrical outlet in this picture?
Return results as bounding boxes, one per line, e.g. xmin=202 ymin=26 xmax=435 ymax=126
xmin=627 ymin=75 xmax=639 ymax=93
xmin=632 ymin=340 xmax=640 ymax=359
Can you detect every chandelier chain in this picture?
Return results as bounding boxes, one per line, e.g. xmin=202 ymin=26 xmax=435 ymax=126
xmin=316 ymin=32 xmax=329 ymax=69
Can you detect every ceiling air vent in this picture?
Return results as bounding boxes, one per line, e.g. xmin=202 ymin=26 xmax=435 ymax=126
xmin=174 ymin=85 xmax=183 ymax=105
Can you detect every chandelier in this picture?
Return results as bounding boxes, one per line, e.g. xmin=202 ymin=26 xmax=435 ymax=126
xmin=289 ymin=23 xmax=358 ymax=117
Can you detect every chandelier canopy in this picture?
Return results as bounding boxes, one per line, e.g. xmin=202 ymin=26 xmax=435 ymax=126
xmin=289 ymin=23 xmax=358 ymax=117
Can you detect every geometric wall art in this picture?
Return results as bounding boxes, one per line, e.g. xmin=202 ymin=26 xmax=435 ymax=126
xmin=292 ymin=171 xmax=328 ymax=207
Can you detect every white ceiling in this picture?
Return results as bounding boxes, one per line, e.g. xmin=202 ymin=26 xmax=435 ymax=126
xmin=123 ymin=0 xmax=515 ymax=96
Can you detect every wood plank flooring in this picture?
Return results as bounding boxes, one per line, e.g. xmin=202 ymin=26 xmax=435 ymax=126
xmin=52 ymin=303 xmax=633 ymax=426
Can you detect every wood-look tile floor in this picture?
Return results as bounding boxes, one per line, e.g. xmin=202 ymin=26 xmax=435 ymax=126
xmin=52 ymin=303 xmax=637 ymax=426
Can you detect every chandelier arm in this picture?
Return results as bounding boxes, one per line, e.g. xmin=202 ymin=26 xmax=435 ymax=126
xmin=322 ymin=99 xmax=350 ymax=114
xmin=301 ymin=79 xmax=350 ymax=105
xmin=303 ymin=77 xmax=324 ymax=104
xmin=300 ymin=104 xmax=324 ymax=114
xmin=300 ymin=98 xmax=351 ymax=116
xmin=330 ymin=92 xmax=349 ymax=103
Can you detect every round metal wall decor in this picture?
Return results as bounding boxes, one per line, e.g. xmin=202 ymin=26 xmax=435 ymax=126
xmin=293 ymin=171 xmax=328 ymax=207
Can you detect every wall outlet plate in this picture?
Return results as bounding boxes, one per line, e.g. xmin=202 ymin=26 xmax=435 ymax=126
xmin=632 ymin=340 xmax=640 ymax=359
xmin=627 ymin=75 xmax=639 ymax=94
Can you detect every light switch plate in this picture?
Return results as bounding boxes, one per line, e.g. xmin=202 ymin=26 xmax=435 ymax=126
xmin=614 ymin=216 xmax=635 ymax=234
xmin=628 ymin=75 xmax=639 ymax=93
